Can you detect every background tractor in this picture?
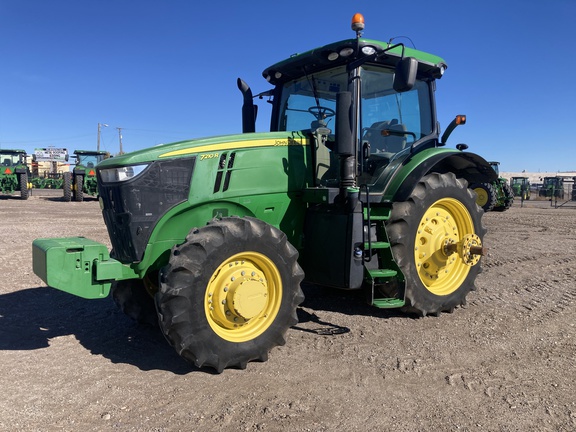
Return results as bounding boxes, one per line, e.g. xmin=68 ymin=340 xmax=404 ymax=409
xmin=0 ymin=149 xmax=30 ymax=199
xmin=510 ymin=176 xmax=530 ymax=200
xmin=65 ymin=150 xmax=110 ymax=201
xmin=470 ymin=161 xmax=513 ymax=211
xmin=33 ymin=14 xmax=496 ymax=372
xmin=539 ymin=176 xmax=564 ymax=199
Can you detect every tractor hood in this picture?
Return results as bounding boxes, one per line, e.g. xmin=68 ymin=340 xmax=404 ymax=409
xmin=96 ymin=131 xmax=309 ymax=169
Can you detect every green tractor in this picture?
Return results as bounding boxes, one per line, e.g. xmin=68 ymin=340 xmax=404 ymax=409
xmin=471 ymin=161 xmax=513 ymax=212
xmin=0 ymin=149 xmax=30 ymax=199
xmin=510 ymin=176 xmax=530 ymax=200
xmin=539 ymin=176 xmax=564 ymax=199
xmin=65 ymin=150 xmax=110 ymax=201
xmin=33 ymin=13 xmax=496 ymax=372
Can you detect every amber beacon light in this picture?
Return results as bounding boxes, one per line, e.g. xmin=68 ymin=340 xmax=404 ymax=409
xmin=351 ymin=13 xmax=365 ymax=36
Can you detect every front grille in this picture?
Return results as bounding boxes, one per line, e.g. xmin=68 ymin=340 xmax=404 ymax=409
xmin=99 ymin=157 xmax=195 ymax=263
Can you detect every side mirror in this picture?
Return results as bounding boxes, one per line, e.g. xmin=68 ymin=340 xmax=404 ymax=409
xmin=393 ymin=57 xmax=417 ymax=92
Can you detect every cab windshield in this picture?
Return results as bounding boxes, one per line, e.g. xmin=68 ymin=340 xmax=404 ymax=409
xmin=1 ymin=153 xmax=24 ymax=166
xmin=276 ymin=64 xmax=434 ymax=190
xmin=77 ymin=153 xmax=106 ymax=168
xmin=276 ymin=65 xmax=433 ymax=143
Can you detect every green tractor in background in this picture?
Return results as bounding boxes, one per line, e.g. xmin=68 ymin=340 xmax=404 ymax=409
xmin=64 ymin=150 xmax=110 ymax=201
xmin=33 ymin=13 xmax=497 ymax=372
xmin=510 ymin=176 xmax=530 ymax=200
xmin=0 ymin=149 xmax=30 ymax=199
xmin=539 ymin=176 xmax=564 ymax=200
xmin=470 ymin=161 xmax=513 ymax=212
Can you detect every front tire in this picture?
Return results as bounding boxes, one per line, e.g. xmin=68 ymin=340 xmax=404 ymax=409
xmin=386 ymin=172 xmax=486 ymax=317
xmin=156 ymin=217 xmax=305 ymax=373
xmin=111 ymin=279 xmax=158 ymax=327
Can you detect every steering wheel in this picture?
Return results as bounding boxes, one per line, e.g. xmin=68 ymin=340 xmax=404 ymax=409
xmin=308 ymin=106 xmax=336 ymax=122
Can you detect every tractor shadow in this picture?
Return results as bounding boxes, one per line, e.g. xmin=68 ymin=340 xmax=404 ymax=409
xmin=0 ymin=284 xmax=412 ymax=374
xmin=0 ymin=287 xmax=197 ymax=375
xmin=294 ymin=282 xmax=410 ymax=336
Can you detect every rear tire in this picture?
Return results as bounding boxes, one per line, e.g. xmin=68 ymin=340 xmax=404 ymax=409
xmin=470 ymin=182 xmax=496 ymax=212
xmin=156 ymin=217 xmax=305 ymax=373
xmin=493 ymin=182 xmax=513 ymax=211
xmin=62 ymin=172 xmax=71 ymax=202
xmin=19 ymin=173 xmax=29 ymax=200
xmin=386 ymin=172 xmax=486 ymax=317
xmin=74 ymin=174 xmax=84 ymax=202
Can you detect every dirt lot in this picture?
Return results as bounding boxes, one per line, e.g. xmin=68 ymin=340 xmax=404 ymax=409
xmin=1 ymin=191 xmax=575 ymax=431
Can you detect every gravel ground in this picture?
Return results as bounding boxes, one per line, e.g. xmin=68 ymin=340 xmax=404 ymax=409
xmin=1 ymin=191 xmax=575 ymax=431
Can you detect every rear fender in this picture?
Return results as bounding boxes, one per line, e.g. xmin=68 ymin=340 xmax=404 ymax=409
xmin=383 ymin=149 xmax=497 ymax=202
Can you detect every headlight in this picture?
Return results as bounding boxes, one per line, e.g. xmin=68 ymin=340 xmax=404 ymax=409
xmin=99 ymin=164 xmax=149 ymax=183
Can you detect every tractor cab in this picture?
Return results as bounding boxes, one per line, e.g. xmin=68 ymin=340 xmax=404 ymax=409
xmin=241 ymin=14 xmax=492 ymax=201
xmin=1 ymin=149 xmax=27 ymax=168
xmin=73 ymin=150 xmax=109 ymax=172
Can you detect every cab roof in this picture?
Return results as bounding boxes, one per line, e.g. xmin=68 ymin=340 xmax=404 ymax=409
xmin=262 ymin=38 xmax=447 ymax=86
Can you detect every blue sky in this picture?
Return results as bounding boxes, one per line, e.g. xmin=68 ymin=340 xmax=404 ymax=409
xmin=1 ymin=0 xmax=574 ymax=172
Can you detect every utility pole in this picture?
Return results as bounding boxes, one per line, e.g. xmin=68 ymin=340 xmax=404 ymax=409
xmin=116 ymin=127 xmax=123 ymax=155
xmin=97 ymin=123 xmax=108 ymax=151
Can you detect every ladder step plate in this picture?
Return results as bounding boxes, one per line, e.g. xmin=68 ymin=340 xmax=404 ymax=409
xmin=373 ymin=298 xmax=405 ymax=308
xmin=366 ymin=215 xmax=388 ymax=221
xmin=364 ymin=241 xmax=390 ymax=249
xmin=368 ymin=269 xmax=397 ymax=278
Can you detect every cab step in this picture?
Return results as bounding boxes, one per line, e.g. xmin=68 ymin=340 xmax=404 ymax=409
xmin=372 ymin=298 xmax=405 ymax=308
xmin=364 ymin=241 xmax=390 ymax=250
xmin=367 ymin=268 xmax=397 ymax=278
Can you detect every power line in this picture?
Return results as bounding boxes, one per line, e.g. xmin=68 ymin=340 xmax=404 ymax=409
xmin=0 ymin=133 xmax=94 ymax=144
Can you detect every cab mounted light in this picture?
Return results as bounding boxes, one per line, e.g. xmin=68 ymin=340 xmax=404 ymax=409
xmin=351 ymin=13 xmax=364 ymax=37
xmin=440 ymin=114 xmax=467 ymax=146
xmin=431 ymin=62 xmax=448 ymax=79
xmin=327 ymin=52 xmax=339 ymax=61
xmin=361 ymin=46 xmax=376 ymax=55
xmin=339 ymin=47 xmax=355 ymax=57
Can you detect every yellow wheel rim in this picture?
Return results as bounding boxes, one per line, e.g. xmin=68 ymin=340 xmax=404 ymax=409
xmin=473 ymin=187 xmax=488 ymax=207
xmin=205 ymin=252 xmax=282 ymax=343
xmin=414 ymin=198 xmax=474 ymax=296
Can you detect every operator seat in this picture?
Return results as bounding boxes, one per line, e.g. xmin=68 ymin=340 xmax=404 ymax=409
xmin=364 ymin=119 xmax=407 ymax=153
xmin=3 ymin=159 xmax=11 ymax=166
